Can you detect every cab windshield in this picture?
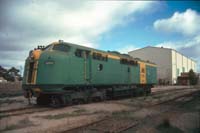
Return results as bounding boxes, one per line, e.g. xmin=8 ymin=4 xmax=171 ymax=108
xmin=43 ymin=45 xmax=53 ymax=51
xmin=52 ymin=44 xmax=70 ymax=52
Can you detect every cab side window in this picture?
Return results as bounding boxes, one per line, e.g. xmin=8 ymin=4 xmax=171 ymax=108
xmin=75 ymin=49 xmax=84 ymax=58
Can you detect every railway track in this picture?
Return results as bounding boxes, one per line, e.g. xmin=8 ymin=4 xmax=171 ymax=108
xmin=0 ymin=105 xmax=51 ymax=118
xmin=121 ymin=91 xmax=200 ymax=133
xmin=151 ymin=86 xmax=193 ymax=95
xmin=63 ymin=116 xmax=139 ymax=133
xmin=0 ymin=106 xmax=35 ymax=114
xmin=62 ymin=89 xmax=199 ymax=133
xmin=147 ymin=89 xmax=198 ymax=107
xmin=0 ymin=87 xmax=198 ymax=119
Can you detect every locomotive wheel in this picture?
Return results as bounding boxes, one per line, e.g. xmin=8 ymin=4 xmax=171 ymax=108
xmin=36 ymin=97 xmax=43 ymax=105
xmin=148 ymin=88 xmax=151 ymax=94
xmin=37 ymin=95 xmax=49 ymax=106
xmin=72 ymin=99 xmax=85 ymax=105
xmin=144 ymin=88 xmax=148 ymax=96
xmin=93 ymin=96 xmax=102 ymax=102
xmin=50 ymin=96 xmax=62 ymax=108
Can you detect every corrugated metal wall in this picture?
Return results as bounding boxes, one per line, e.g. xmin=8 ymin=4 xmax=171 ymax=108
xmin=171 ymin=50 xmax=196 ymax=84
xmin=129 ymin=47 xmax=197 ymax=85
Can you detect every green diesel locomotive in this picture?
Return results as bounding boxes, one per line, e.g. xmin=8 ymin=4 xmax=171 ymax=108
xmin=22 ymin=40 xmax=157 ymax=107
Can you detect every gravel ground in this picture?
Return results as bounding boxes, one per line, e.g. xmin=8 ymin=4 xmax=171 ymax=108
xmin=0 ymin=86 xmax=199 ymax=133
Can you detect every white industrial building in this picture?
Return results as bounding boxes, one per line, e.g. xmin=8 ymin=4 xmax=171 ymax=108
xmin=128 ymin=46 xmax=197 ymax=84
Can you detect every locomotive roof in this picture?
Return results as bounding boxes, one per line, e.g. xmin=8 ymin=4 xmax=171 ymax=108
xmin=48 ymin=41 xmax=156 ymax=66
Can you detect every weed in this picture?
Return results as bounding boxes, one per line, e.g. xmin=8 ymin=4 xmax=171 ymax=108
xmin=0 ymin=92 xmax=23 ymax=98
xmin=41 ymin=113 xmax=74 ymax=119
xmin=40 ymin=108 xmax=87 ymax=120
xmin=156 ymin=118 xmax=183 ymax=133
xmin=162 ymin=118 xmax=170 ymax=128
xmin=112 ymin=110 xmax=134 ymax=120
xmin=73 ymin=108 xmax=86 ymax=114
xmin=0 ymin=99 xmax=24 ymax=105
xmin=0 ymin=117 xmax=34 ymax=132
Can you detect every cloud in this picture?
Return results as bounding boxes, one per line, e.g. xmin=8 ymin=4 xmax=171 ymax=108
xmin=155 ymin=35 xmax=200 ymax=72
xmin=154 ymin=9 xmax=200 ymax=36
xmin=153 ymin=8 xmax=200 ymax=72
xmin=0 ymin=1 xmax=154 ymax=70
xmin=0 ymin=1 xmax=154 ymax=50
xmin=117 ymin=45 xmax=139 ymax=54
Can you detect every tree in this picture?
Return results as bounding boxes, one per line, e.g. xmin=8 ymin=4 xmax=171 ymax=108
xmin=0 ymin=66 xmax=7 ymax=77
xmin=188 ymin=69 xmax=198 ymax=85
xmin=0 ymin=66 xmax=22 ymax=82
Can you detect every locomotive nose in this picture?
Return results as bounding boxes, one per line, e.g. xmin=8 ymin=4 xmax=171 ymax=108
xmin=26 ymin=49 xmax=42 ymax=85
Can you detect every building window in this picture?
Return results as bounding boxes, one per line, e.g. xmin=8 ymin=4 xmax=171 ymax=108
xmin=85 ymin=51 xmax=90 ymax=58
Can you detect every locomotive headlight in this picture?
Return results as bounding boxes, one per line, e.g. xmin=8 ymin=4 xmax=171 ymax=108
xmin=30 ymin=53 xmax=34 ymax=58
xmin=28 ymin=50 xmax=34 ymax=60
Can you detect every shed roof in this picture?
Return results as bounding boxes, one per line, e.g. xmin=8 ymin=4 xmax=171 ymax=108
xmin=128 ymin=46 xmax=197 ymax=63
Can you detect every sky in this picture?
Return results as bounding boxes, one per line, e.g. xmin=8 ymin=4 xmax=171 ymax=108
xmin=0 ymin=0 xmax=200 ymax=73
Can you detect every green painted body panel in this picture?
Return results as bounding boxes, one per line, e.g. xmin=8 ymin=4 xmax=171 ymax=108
xmin=130 ymin=66 xmax=140 ymax=84
xmin=23 ymin=42 xmax=157 ymax=95
xmin=35 ymin=51 xmax=141 ymax=86
xmin=37 ymin=51 xmax=68 ymax=84
xmin=67 ymin=55 xmax=86 ymax=84
xmin=146 ymin=65 xmax=157 ymax=84
xmin=91 ymin=59 xmax=124 ymax=84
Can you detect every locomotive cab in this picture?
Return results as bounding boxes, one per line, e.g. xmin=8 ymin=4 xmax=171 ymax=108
xmin=23 ymin=41 xmax=72 ymax=105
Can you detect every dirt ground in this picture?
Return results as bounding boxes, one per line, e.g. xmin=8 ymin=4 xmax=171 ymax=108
xmin=0 ymin=86 xmax=199 ymax=133
xmin=122 ymin=92 xmax=200 ymax=133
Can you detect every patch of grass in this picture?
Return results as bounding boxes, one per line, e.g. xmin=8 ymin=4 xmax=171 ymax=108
xmin=112 ymin=110 xmax=134 ymax=120
xmin=162 ymin=118 xmax=170 ymax=128
xmin=188 ymin=128 xmax=200 ymax=133
xmin=0 ymin=92 xmax=23 ymax=98
xmin=39 ymin=108 xmax=87 ymax=120
xmin=178 ymin=92 xmax=200 ymax=112
xmin=41 ymin=113 xmax=75 ymax=120
xmin=73 ymin=108 xmax=86 ymax=114
xmin=156 ymin=118 xmax=183 ymax=133
xmin=152 ymin=95 xmax=162 ymax=99
xmin=0 ymin=117 xmax=34 ymax=132
xmin=93 ymin=110 xmax=108 ymax=114
xmin=1 ymin=124 xmax=20 ymax=131
xmin=0 ymin=99 xmax=23 ymax=105
xmin=19 ymin=117 xmax=33 ymax=125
